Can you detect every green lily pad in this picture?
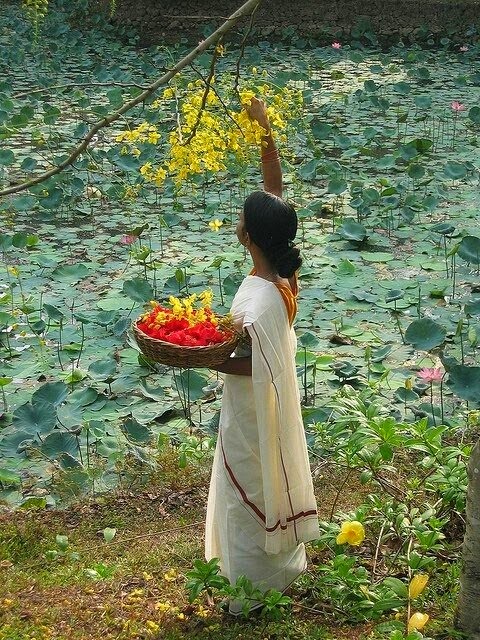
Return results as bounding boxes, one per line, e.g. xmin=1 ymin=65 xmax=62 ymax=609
xmin=457 ymin=235 xmax=480 ymax=264
xmin=405 ymin=318 xmax=447 ymax=351
xmin=444 ymin=161 xmax=467 ymax=180
xmin=445 ymin=365 xmax=480 ymax=401
xmin=31 ymin=382 xmax=68 ymax=407
xmin=338 ymin=219 xmax=367 ymax=242
xmin=120 ymin=416 xmax=153 ymax=444
xmin=122 ymin=278 xmax=154 ymax=303
xmin=40 ymin=432 xmax=79 ymax=458
xmin=13 ymin=402 xmax=57 ymax=435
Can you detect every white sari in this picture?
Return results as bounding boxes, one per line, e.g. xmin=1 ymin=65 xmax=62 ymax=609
xmin=205 ymin=276 xmax=319 ymax=612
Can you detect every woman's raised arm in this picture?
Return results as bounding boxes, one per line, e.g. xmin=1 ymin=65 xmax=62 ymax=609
xmin=245 ymin=97 xmax=283 ymax=198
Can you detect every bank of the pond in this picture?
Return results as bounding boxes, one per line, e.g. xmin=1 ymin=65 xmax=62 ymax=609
xmin=105 ymin=0 xmax=480 ymax=45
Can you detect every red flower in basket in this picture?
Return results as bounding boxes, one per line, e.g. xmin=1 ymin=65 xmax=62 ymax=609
xmin=136 ymin=290 xmax=234 ymax=347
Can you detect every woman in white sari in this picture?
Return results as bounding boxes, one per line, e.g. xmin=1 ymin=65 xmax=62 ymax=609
xmin=206 ymin=98 xmax=319 ymax=614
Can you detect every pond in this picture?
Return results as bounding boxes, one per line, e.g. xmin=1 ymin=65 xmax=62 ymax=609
xmin=0 ymin=2 xmax=479 ymax=509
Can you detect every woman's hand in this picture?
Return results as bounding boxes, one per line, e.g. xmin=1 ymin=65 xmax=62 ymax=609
xmin=244 ymin=96 xmax=270 ymax=131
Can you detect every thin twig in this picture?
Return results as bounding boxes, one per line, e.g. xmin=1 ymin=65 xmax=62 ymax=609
xmin=233 ymin=1 xmax=260 ymax=97
xmin=183 ymin=41 xmax=221 ymax=145
xmin=189 ymin=64 xmax=245 ymax=136
xmin=0 ymin=0 xmax=263 ymax=197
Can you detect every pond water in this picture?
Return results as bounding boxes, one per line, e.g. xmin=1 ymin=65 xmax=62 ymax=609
xmin=0 ymin=3 xmax=479 ymax=506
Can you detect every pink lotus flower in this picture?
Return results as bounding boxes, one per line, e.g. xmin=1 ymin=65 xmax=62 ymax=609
xmin=120 ymin=234 xmax=136 ymax=245
xmin=332 ymin=42 xmax=342 ymax=50
xmin=460 ymin=45 xmax=469 ymax=52
xmin=418 ymin=368 xmax=443 ymax=383
xmin=451 ymin=101 xmax=466 ymax=112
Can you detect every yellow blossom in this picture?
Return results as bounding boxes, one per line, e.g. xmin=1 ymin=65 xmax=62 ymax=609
xmin=163 ymin=568 xmax=178 ymax=582
xmin=140 ymin=162 xmax=153 ymax=177
xmin=409 ymin=574 xmax=429 ymax=599
xmin=142 ymin=571 xmax=153 ymax=581
xmin=336 ymin=521 xmax=365 ymax=546
xmin=146 ymin=620 xmax=160 ymax=633
xmin=162 ymin=87 xmax=175 ymax=99
xmin=199 ymin=289 xmax=213 ymax=308
xmin=196 ymin=604 xmax=210 ymax=618
xmin=408 ymin=612 xmax=430 ymax=632
xmin=405 ymin=377 xmax=413 ymax=390
xmin=177 ymin=612 xmax=186 ymax=620
xmin=155 ymin=601 xmax=172 ymax=612
xmin=209 ymin=219 xmax=223 ymax=232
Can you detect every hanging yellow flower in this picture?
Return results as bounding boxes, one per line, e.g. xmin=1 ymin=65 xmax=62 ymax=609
xmin=409 ymin=574 xmax=429 ymax=599
xmin=336 ymin=521 xmax=365 ymax=546
xmin=408 ymin=612 xmax=430 ymax=632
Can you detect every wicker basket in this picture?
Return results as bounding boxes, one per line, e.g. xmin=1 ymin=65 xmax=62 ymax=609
xmin=132 ymin=320 xmax=239 ymax=368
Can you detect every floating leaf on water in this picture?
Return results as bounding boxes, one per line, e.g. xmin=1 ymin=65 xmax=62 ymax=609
xmin=88 ymin=358 xmax=117 ymax=380
xmin=468 ymin=106 xmax=480 ymax=124
xmin=445 ymin=365 xmax=480 ymax=401
xmin=13 ymin=401 xmax=57 ymax=436
xmin=336 ymin=259 xmax=356 ymax=275
xmin=405 ymin=318 xmax=447 ymax=351
xmin=444 ymin=161 xmax=467 ymax=180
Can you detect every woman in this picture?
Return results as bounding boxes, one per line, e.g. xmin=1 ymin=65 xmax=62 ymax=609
xmin=206 ymin=97 xmax=319 ymax=614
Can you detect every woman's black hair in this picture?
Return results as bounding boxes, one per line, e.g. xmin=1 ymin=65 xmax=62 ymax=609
xmin=243 ymin=190 xmax=301 ymax=278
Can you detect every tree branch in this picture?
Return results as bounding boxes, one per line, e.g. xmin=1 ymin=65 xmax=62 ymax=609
xmin=0 ymin=0 xmax=262 ymax=198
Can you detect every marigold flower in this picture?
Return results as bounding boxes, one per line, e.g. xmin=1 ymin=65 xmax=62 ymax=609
xmin=451 ymin=100 xmax=466 ymax=112
xmin=408 ymin=612 xmax=430 ymax=632
xmin=409 ymin=574 xmax=429 ymax=599
xmin=209 ymin=219 xmax=223 ymax=232
xmin=336 ymin=520 xmax=365 ymax=546
xmin=417 ymin=367 xmax=443 ymax=383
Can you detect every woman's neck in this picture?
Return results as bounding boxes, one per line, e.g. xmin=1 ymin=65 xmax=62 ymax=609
xmin=250 ymin=247 xmax=279 ymax=282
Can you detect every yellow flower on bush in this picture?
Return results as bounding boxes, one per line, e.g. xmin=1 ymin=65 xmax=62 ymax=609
xmin=408 ymin=612 xmax=430 ymax=632
xmin=409 ymin=574 xmax=429 ymax=599
xmin=336 ymin=520 xmax=365 ymax=546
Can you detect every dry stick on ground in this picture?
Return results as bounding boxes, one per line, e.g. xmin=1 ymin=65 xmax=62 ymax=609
xmin=0 ymin=0 xmax=263 ymax=198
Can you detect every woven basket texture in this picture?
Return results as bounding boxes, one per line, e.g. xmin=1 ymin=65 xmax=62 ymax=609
xmin=132 ymin=321 xmax=239 ymax=367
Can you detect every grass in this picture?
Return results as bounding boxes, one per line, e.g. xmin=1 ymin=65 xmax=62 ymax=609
xmin=0 ymin=447 xmax=392 ymax=640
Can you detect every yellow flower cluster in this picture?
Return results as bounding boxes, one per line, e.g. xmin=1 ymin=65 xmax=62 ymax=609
xmin=116 ymin=76 xmax=302 ymax=189
xmin=147 ymin=290 xmax=216 ymax=327
xmin=116 ymin=122 xmax=161 ymax=145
